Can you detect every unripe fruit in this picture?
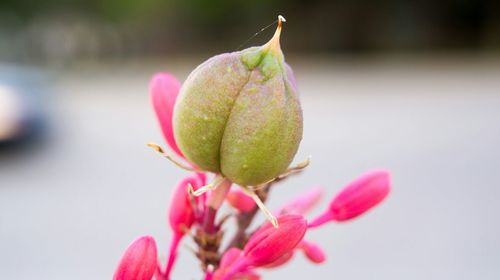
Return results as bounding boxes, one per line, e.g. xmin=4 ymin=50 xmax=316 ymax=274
xmin=173 ymin=17 xmax=302 ymax=186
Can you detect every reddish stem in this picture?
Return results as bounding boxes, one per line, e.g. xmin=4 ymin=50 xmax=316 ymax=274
xmin=203 ymin=207 xmax=217 ymax=234
xmin=307 ymin=211 xmax=335 ymax=229
xmin=157 ymin=232 xmax=182 ymax=280
xmin=203 ymin=178 xmax=231 ymax=233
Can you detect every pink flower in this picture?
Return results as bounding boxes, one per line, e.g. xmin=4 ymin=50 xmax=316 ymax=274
xmin=221 ymin=215 xmax=307 ymax=280
xmin=226 ymin=189 xmax=256 ymax=213
xmin=298 ymin=240 xmax=326 ymax=264
xmin=274 ymin=187 xmax=323 ymax=216
xmin=113 ymin=236 xmax=157 ymax=280
xmin=160 ymin=175 xmax=205 ymax=279
xmin=309 ymin=170 xmax=391 ymax=228
xmin=150 ymin=72 xmax=183 ymax=158
xmin=169 ymin=176 xmax=200 ymax=236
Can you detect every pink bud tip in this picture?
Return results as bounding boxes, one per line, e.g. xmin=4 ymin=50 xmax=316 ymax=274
xmin=309 ymin=169 xmax=391 ymax=228
xmin=274 ymin=187 xmax=323 ymax=216
xmin=244 ymin=214 xmax=308 ymax=267
xmin=299 ymin=240 xmax=326 ymax=264
xmin=113 ymin=236 xmax=157 ymax=280
xmin=150 ymin=72 xmax=184 ymax=158
xmin=226 ymin=190 xmax=256 ymax=213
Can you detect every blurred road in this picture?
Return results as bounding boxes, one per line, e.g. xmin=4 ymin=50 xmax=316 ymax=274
xmin=1 ymin=56 xmax=500 ymax=279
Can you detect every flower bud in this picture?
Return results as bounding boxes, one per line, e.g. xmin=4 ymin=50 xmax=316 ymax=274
xmin=173 ymin=16 xmax=302 ymax=186
xmin=162 ymin=175 xmax=203 ymax=279
xmin=261 ymin=251 xmax=294 ymax=268
xmin=226 ymin=189 xmax=256 ymax=213
xmin=221 ymin=215 xmax=307 ymax=280
xmin=309 ymin=170 xmax=391 ymax=228
xmin=150 ymin=72 xmax=184 ymax=158
xmin=113 ymin=236 xmax=157 ymax=280
xmin=298 ymin=240 xmax=326 ymax=264
xmin=169 ymin=176 xmax=199 ymax=235
xmin=243 ymin=214 xmax=307 ymax=266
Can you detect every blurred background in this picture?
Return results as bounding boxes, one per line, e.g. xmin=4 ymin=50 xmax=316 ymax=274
xmin=1 ymin=0 xmax=499 ymax=279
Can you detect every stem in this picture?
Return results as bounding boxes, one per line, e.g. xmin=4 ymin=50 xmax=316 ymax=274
xmin=241 ymin=187 xmax=278 ymax=228
xmin=307 ymin=211 xmax=335 ymax=229
xmin=203 ymin=207 xmax=217 ymax=234
xmin=203 ymin=178 xmax=231 ymax=233
xmin=207 ymin=178 xmax=232 ymax=210
xmin=162 ymin=232 xmax=183 ymax=279
xmin=224 ymin=185 xmax=271 ymax=251
xmin=223 ymin=168 xmax=303 ymax=252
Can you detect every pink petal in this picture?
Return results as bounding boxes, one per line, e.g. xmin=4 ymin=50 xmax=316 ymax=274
xmin=150 ymin=72 xmax=184 ymax=158
xmin=113 ymin=236 xmax=157 ymax=280
xmin=162 ymin=175 xmax=207 ymax=279
xmin=168 ymin=176 xmax=197 ymax=236
xmin=262 ymin=251 xmax=294 ymax=268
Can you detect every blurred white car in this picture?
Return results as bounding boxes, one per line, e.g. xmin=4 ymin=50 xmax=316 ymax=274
xmin=0 ymin=65 xmax=47 ymax=146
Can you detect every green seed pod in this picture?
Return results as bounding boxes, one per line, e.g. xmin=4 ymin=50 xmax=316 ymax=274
xmin=173 ymin=17 xmax=302 ymax=186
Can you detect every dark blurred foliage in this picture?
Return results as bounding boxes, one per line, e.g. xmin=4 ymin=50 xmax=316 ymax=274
xmin=0 ymin=0 xmax=499 ymax=62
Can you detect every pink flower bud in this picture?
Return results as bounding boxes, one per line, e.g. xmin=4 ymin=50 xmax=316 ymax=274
xmin=262 ymin=251 xmax=294 ymax=268
xmin=309 ymin=170 xmax=391 ymax=228
xmin=274 ymin=187 xmax=323 ymax=216
xmin=150 ymin=72 xmax=184 ymax=158
xmin=244 ymin=214 xmax=307 ymax=266
xmin=226 ymin=189 xmax=256 ymax=213
xmin=298 ymin=240 xmax=326 ymax=264
xmin=113 ymin=236 xmax=157 ymax=280
xmin=169 ymin=176 xmax=198 ymax=235
xmin=221 ymin=214 xmax=307 ymax=280
xmin=161 ymin=175 xmax=204 ymax=279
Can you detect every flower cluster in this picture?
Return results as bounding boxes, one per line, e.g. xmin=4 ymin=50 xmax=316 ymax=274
xmin=113 ymin=17 xmax=391 ymax=280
